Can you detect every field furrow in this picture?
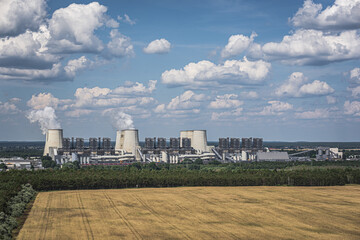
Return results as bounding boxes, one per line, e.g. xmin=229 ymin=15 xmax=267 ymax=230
xmin=18 ymin=186 xmax=360 ymax=239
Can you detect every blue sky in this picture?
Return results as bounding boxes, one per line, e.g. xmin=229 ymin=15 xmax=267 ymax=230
xmin=0 ymin=0 xmax=360 ymax=141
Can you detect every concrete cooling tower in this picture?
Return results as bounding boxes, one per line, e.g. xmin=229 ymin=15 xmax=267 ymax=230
xmin=180 ymin=130 xmax=208 ymax=153
xmin=115 ymin=129 xmax=140 ymax=159
xmin=43 ymin=129 xmax=63 ymax=156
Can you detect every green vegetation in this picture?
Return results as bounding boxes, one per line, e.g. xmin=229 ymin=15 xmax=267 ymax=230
xmin=40 ymin=156 xmax=57 ymax=169
xmin=0 ymin=150 xmax=43 ymax=158
xmin=0 ymin=184 xmax=36 ymax=240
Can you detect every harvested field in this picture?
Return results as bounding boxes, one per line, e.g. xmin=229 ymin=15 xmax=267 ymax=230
xmin=18 ymin=186 xmax=360 ymax=239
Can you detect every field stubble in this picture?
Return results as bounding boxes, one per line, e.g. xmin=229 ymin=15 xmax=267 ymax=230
xmin=18 ymin=186 xmax=360 ymax=239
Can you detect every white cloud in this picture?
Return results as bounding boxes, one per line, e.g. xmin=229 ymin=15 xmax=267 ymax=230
xmin=348 ymin=86 xmax=360 ymax=98
xmin=344 ymin=100 xmax=360 ymax=116
xmin=64 ymin=56 xmax=92 ymax=78
xmin=0 ymin=27 xmax=57 ymax=69
xmin=327 ymin=96 xmax=337 ymax=104
xmin=117 ymin=14 xmax=136 ymax=25
xmin=221 ymin=32 xmax=257 ymax=58
xmin=143 ymin=38 xmax=171 ymax=54
xmin=73 ymin=87 xmax=111 ymax=108
xmin=0 ymin=2 xmax=134 ymax=82
xmin=161 ymin=57 xmax=271 ymax=88
xmin=105 ymin=29 xmax=134 ymax=58
xmin=47 ymin=2 xmax=107 ymax=53
xmin=262 ymin=29 xmax=360 ymax=65
xmin=211 ymin=108 xmax=243 ymax=121
xmin=0 ymin=56 xmax=93 ymax=81
xmin=154 ymin=104 xmax=166 ymax=113
xmin=257 ymin=101 xmax=293 ymax=116
xmin=113 ymin=80 xmax=156 ymax=95
xmin=167 ymin=90 xmax=206 ymax=110
xmin=299 ymin=80 xmax=335 ymax=96
xmin=0 ymin=99 xmax=20 ymax=114
xmin=275 ymin=72 xmax=334 ymax=97
xmin=295 ymin=108 xmax=330 ymax=119
xmin=350 ymin=67 xmax=360 ymax=84
xmin=27 ymin=93 xmax=60 ymax=110
xmin=0 ymin=0 xmax=46 ymax=37
xmin=106 ymin=19 xmax=119 ymax=28
xmin=208 ymin=94 xmax=243 ymax=109
xmin=64 ymin=81 xmax=157 ymax=113
xmin=290 ymin=0 xmax=360 ymax=31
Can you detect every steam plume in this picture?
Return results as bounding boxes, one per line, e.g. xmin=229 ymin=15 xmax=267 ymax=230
xmin=107 ymin=111 xmax=134 ymax=130
xmin=26 ymin=107 xmax=61 ymax=134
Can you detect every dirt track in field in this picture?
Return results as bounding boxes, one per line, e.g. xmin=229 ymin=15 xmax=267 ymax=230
xmin=18 ymin=186 xmax=360 ymax=239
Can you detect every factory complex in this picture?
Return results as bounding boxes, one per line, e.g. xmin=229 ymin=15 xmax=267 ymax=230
xmin=42 ymin=128 xmax=344 ymax=166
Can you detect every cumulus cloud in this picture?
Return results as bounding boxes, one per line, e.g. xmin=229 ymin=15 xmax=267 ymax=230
xmin=161 ymin=57 xmax=271 ymax=88
xmin=211 ymin=108 xmax=243 ymax=121
xmin=0 ymin=0 xmax=46 ymax=37
xmin=275 ymin=72 xmax=334 ymax=97
xmin=0 ymin=27 xmax=57 ymax=70
xmin=154 ymin=104 xmax=166 ymax=113
xmin=26 ymin=107 xmax=61 ymax=134
xmin=0 ymin=99 xmax=20 ymax=114
xmin=55 ymin=80 xmax=157 ymax=117
xmin=105 ymin=29 xmax=134 ymax=58
xmin=349 ymin=67 xmax=360 ymax=84
xmin=221 ymin=33 xmax=257 ymax=58
xmin=208 ymin=94 xmax=243 ymax=109
xmin=27 ymin=93 xmax=60 ymax=110
xmin=0 ymin=2 xmax=134 ymax=82
xmin=256 ymin=101 xmax=293 ymax=116
xmin=295 ymin=108 xmax=330 ymax=119
xmin=47 ymin=2 xmax=107 ymax=53
xmin=113 ymin=80 xmax=157 ymax=95
xmin=344 ymin=100 xmax=360 ymax=116
xmin=106 ymin=19 xmax=119 ymax=28
xmin=117 ymin=14 xmax=136 ymax=25
xmin=349 ymin=86 xmax=360 ymax=98
xmin=143 ymin=38 xmax=171 ymax=54
xmin=262 ymin=29 xmax=360 ymax=65
xmin=290 ymin=0 xmax=360 ymax=31
xmin=167 ymin=90 xmax=206 ymax=110
xmin=0 ymin=56 xmax=93 ymax=82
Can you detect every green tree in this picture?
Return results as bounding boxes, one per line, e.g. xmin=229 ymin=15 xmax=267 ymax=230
xmin=194 ymin=158 xmax=203 ymax=165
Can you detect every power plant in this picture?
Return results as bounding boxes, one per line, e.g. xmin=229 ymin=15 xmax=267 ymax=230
xmin=43 ymin=129 xmax=63 ymax=159
xmin=42 ymin=128 xmax=297 ymax=165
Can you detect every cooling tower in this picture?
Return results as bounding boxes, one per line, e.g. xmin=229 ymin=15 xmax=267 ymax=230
xmin=115 ymin=129 xmax=140 ymax=159
xmin=180 ymin=130 xmax=208 ymax=153
xmin=43 ymin=129 xmax=63 ymax=156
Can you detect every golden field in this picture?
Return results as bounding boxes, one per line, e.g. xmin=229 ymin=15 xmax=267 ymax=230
xmin=18 ymin=186 xmax=360 ymax=239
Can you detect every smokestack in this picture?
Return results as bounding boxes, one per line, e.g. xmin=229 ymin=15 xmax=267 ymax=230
xmin=115 ymin=129 xmax=140 ymax=159
xmin=44 ymin=129 xmax=63 ymax=156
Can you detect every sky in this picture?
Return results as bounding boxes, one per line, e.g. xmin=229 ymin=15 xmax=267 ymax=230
xmin=0 ymin=0 xmax=360 ymax=141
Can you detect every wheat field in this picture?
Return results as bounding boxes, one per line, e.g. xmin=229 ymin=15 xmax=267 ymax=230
xmin=18 ymin=186 xmax=360 ymax=239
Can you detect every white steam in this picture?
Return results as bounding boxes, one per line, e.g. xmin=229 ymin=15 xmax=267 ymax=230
xmin=108 ymin=111 xmax=134 ymax=130
xmin=26 ymin=107 xmax=61 ymax=134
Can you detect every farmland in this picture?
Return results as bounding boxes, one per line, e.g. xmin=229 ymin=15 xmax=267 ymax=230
xmin=18 ymin=186 xmax=360 ymax=239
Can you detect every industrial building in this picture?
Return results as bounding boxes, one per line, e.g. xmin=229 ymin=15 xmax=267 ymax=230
xmin=42 ymin=127 xmax=295 ymax=165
